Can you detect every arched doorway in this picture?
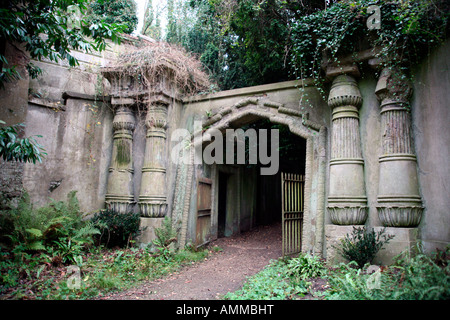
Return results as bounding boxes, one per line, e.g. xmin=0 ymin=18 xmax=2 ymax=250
xmin=183 ymin=97 xmax=327 ymax=256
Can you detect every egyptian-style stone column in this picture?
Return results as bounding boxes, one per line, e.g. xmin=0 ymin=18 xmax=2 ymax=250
xmin=375 ymin=68 xmax=423 ymax=227
xmin=139 ymin=99 xmax=169 ymax=217
xmin=105 ymin=104 xmax=136 ymax=213
xmin=327 ymin=74 xmax=368 ymax=225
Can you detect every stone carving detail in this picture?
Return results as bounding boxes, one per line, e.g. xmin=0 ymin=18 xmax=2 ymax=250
xmin=327 ymin=74 xmax=368 ymax=225
xmin=105 ymin=106 xmax=136 ymax=214
xmin=139 ymin=102 xmax=169 ymax=217
xmin=377 ymin=206 xmax=423 ymax=228
xmin=328 ymin=206 xmax=368 ymax=226
xmin=375 ymin=68 xmax=423 ymax=227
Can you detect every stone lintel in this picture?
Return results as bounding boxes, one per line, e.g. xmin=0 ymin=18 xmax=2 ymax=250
xmin=326 ymin=63 xmax=361 ymax=78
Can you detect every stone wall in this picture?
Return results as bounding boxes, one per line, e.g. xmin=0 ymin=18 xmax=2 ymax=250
xmin=1 ymin=36 xmax=448 ymax=261
xmin=411 ymin=40 xmax=450 ymax=254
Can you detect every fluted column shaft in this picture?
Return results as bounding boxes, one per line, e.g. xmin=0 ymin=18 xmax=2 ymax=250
xmin=375 ymin=68 xmax=423 ymax=227
xmin=327 ymin=75 xmax=368 ymax=225
xmin=105 ymin=105 xmax=136 ymax=213
xmin=139 ymin=102 xmax=169 ymax=217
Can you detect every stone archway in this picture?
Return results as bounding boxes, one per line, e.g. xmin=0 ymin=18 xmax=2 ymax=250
xmin=174 ymin=96 xmax=328 ymax=255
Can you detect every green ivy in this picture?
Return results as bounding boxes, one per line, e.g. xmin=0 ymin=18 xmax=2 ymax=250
xmin=290 ymin=0 xmax=448 ymax=100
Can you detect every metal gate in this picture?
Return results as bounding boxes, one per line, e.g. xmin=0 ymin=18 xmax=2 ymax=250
xmin=281 ymin=173 xmax=304 ymax=256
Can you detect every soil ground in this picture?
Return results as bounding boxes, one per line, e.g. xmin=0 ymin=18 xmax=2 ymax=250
xmin=100 ymin=223 xmax=284 ymax=300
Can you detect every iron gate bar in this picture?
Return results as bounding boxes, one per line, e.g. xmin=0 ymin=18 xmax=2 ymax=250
xmin=281 ymin=172 xmax=304 ymax=256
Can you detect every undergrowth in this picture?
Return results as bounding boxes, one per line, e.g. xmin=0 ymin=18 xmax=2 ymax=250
xmin=0 ymin=192 xmax=209 ymax=300
xmin=224 ymin=247 xmax=450 ymax=300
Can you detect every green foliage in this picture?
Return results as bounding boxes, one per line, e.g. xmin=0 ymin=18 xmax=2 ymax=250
xmin=0 ymin=121 xmax=47 ymax=163
xmin=173 ymin=0 xmax=448 ymax=91
xmin=90 ymin=209 xmax=143 ymax=248
xmin=335 ymin=226 xmax=394 ymax=268
xmin=0 ymin=0 xmax=125 ymax=88
xmin=85 ymin=0 xmax=138 ymax=35
xmin=150 ymin=216 xmax=178 ymax=260
xmin=224 ymin=258 xmax=310 ymax=300
xmin=287 ymin=253 xmax=325 ymax=281
xmin=324 ymin=246 xmax=450 ymax=300
xmin=289 ymin=0 xmax=449 ymax=98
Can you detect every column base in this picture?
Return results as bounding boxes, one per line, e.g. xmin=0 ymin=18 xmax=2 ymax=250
xmin=105 ymin=194 xmax=135 ymax=214
xmin=138 ymin=217 xmax=164 ymax=246
xmin=373 ymin=227 xmax=420 ymax=265
xmin=139 ymin=201 xmax=168 ymax=217
xmin=327 ymin=205 xmax=368 ymax=225
xmin=325 ymin=225 xmax=420 ymax=266
xmin=377 ymin=205 xmax=423 ymax=227
xmin=325 ymin=225 xmax=356 ymax=265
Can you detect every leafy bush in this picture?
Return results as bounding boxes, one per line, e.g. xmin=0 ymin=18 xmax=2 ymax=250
xmin=91 ymin=209 xmax=142 ymax=248
xmin=335 ymin=227 xmax=394 ymax=268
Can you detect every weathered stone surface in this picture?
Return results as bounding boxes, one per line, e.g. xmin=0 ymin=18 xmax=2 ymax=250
xmin=325 ymin=225 xmax=355 ymax=265
xmin=105 ymin=105 xmax=136 ymax=214
xmin=327 ymin=74 xmax=368 ymax=225
xmin=375 ymin=68 xmax=423 ymax=227
xmin=139 ymin=100 xmax=169 ymax=218
xmin=373 ymin=227 xmax=419 ymax=265
xmin=138 ymin=217 xmax=164 ymax=245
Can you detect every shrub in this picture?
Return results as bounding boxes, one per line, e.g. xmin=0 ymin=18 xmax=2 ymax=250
xmin=335 ymin=227 xmax=394 ymax=268
xmin=91 ymin=209 xmax=142 ymax=248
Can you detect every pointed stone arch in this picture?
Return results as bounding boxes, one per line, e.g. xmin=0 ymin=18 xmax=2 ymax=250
xmin=175 ymin=96 xmax=328 ymax=255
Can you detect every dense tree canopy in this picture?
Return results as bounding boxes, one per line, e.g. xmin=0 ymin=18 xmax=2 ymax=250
xmin=163 ymin=0 xmax=448 ymax=91
xmin=0 ymin=0 xmax=125 ymax=88
xmin=86 ymin=0 xmax=138 ymax=35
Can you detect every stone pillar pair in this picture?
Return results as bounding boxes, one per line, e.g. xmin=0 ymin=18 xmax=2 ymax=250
xmin=327 ymin=69 xmax=423 ymax=228
xmin=105 ymin=97 xmax=169 ymax=219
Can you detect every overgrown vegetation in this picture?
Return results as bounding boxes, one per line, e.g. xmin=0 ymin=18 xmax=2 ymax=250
xmin=224 ymin=248 xmax=450 ymax=300
xmin=0 ymin=192 xmax=209 ymax=299
xmin=0 ymin=0 xmax=125 ymax=88
xmin=104 ymin=41 xmax=213 ymax=98
xmin=162 ymin=0 xmax=448 ymax=91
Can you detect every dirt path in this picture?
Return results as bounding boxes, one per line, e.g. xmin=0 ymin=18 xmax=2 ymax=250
xmin=100 ymin=223 xmax=282 ymax=300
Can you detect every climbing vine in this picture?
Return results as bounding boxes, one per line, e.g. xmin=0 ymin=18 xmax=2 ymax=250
xmin=289 ymin=0 xmax=449 ymax=101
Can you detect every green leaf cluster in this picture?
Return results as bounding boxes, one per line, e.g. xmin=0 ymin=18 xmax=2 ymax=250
xmin=85 ymin=0 xmax=138 ymax=35
xmin=0 ymin=120 xmax=47 ymax=163
xmin=1 ymin=191 xmax=99 ymax=264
